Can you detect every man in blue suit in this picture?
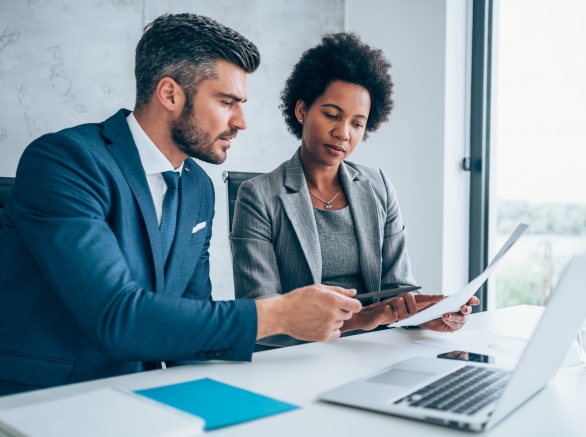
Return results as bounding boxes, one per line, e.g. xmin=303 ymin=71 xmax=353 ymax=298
xmin=0 ymin=14 xmax=362 ymax=395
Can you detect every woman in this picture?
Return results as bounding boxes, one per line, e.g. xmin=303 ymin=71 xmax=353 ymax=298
xmin=230 ymin=33 xmax=477 ymax=347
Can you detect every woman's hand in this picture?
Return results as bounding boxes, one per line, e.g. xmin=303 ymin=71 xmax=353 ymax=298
xmin=341 ymin=292 xmax=444 ymax=332
xmin=418 ymin=296 xmax=480 ymax=332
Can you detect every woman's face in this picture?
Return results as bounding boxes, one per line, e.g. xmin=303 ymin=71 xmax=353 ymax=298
xmin=296 ymin=80 xmax=371 ymax=168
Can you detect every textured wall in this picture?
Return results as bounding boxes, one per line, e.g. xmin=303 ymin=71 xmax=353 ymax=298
xmin=0 ymin=0 xmax=344 ymax=300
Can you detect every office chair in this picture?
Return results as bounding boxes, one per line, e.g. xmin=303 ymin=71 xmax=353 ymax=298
xmin=0 ymin=177 xmax=15 ymax=236
xmin=222 ymin=171 xmax=262 ymax=234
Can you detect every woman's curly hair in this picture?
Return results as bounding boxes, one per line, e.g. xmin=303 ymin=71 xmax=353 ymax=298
xmin=280 ymin=32 xmax=393 ymax=141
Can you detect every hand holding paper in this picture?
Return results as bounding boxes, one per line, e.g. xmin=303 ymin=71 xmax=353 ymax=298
xmin=388 ymin=224 xmax=528 ymax=329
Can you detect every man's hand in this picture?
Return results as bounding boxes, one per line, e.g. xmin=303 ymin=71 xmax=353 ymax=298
xmin=419 ymin=296 xmax=480 ymax=332
xmin=341 ymin=293 xmax=445 ymax=332
xmin=255 ymin=284 xmax=362 ymax=342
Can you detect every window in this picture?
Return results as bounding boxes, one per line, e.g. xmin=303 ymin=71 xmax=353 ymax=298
xmin=490 ymin=0 xmax=586 ymax=308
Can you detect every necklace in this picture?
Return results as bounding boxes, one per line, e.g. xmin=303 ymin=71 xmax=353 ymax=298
xmin=307 ymin=187 xmax=341 ymax=210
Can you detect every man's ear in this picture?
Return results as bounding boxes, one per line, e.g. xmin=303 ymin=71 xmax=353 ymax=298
xmin=155 ymin=77 xmax=186 ymax=116
xmin=294 ymin=100 xmax=307 ymax=124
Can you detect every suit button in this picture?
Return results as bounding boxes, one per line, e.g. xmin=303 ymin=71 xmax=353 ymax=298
xmin=195 ymin=352 xmax=205 ymax=359
xmin=205 ymin=351 xmax=215 ymax=358
xmin=225 ymin=349 xmax=234 ymax=358
xmin=215 ymin=351 xmax=224 ymax=357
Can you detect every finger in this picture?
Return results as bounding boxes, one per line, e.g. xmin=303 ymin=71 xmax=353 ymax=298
xmin=414 ymin=294 xmax=445 ymax=310
xmin=336 ymin=308 xmax=355 ymax=321
xmin=467 ymin=296 xmax=480 ymax=306
xmin=460 ymin=304 xmax=472 ymax=315
xmin=334 ymin=294 xmax=362 ymax=313
xmin=442 ymin=313 xmax=468 ymax=331
xmin=445 ymin=313 xmax=468 ymax=324
xmin=375 ymin=305 xmax=396 ymax=326
xmin=384 ymin=304 xmax=399 ymax=323
xmin=401 ymin=292 xmax=419 ymax=315
xmin=392 ymin=297 xmax=409 ymax=321
xmin=326 ymin=329 xmax=342 ymax=341
xmin=327 ymin=286 xmax=357 ymax=298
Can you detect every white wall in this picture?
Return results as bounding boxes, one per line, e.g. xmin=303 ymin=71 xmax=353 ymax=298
xmin=345 ymin=0 xmax=470 ymax=294
xmin=0 ymin=0 xmax=470 ymax=299
xmin=0 ymin=0 xmax=344 ymax=300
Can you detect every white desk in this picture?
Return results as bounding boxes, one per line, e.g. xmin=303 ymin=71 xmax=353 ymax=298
xmin=1 ymin=305 xmax=585 ymax=436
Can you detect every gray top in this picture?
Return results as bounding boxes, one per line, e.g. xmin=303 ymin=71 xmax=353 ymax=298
xmin=313 ymin=206 xmax=367 ymax=295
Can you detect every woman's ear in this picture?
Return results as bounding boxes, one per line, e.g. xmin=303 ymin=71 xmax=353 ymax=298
xmin=294 ymin=100 xmax=307 ymax=124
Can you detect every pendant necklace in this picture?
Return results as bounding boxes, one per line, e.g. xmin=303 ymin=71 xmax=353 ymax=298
xmin=308 ymin=187 xmax=341 ymax=210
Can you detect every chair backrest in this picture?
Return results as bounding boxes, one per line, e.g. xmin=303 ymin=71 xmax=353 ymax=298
xmin=0 ymin=177 xmax=15 ymax=233
xmin=222 ymin=171 xmax=262 ymax=234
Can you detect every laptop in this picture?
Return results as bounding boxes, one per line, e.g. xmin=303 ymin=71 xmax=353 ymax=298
xmin=319 ymin=253 xmax=586 ymax=432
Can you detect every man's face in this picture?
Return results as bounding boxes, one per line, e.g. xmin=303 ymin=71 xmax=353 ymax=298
xmin=171 ymin=60 xmax=248 ymax=164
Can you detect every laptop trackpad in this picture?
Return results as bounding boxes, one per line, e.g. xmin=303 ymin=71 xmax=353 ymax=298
xmin=367 ymin=369 xmax=435 ymax=387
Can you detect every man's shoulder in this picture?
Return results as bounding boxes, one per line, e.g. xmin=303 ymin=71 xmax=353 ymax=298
xmin=186 ymin=158 xmax=214 ymax=189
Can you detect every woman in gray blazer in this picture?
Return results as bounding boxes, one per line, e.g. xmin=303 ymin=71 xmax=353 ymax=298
xmin=231 ymin=33 xmax=477 ymax=347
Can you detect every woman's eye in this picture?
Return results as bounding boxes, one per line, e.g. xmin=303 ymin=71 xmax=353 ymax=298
xmin=223 ymin=101 xmax=233 ymax=106
xmin=325 ymin=113 xmax=337 ymax=119
xmin=354 ymin=123 xmax=364 ymax=129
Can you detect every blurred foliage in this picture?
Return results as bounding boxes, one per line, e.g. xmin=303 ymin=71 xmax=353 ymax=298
xmin=496 ymin=257 xmax=546 ymax=308
xmin=496 ymin=199 xmax=586 ymax=308
xmin=497 ymin=199 xmax=586 ymax=236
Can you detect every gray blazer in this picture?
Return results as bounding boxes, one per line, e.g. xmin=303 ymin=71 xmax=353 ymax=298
xmin=230 ymin=149 xmax=417 ymax=346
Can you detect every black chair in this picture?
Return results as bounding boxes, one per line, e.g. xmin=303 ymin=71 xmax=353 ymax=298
xmin=0 ymin=177 xmax=15 ymax=235
xmin=222 ymin=171 xmax=262 ymax=234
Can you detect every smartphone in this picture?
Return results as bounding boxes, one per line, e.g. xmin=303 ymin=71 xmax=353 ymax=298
xmin=437 ymin=350 xmax=495 ymax=364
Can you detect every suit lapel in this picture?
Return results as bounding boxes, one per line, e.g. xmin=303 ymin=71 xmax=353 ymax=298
xmin=340 ymin=163 xmax=383 ymax=293
xmin=163 ymin=160 xmax=201 ymax=295
xmin=279 ymin=151 xmax=322 ymax=283
xmin=102 ymin=109 xmax=165 ymax=294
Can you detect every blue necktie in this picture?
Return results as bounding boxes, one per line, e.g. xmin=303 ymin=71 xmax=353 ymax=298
xmin=160 ymin=171 xmax=180 ymax=266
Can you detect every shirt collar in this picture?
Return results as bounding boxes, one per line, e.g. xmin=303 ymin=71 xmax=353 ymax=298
xmin=126 ymin=112 xmax=184 ymax=175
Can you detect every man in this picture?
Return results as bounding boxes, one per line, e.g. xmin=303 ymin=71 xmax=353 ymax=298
xmin=0 ymin=14 xmax=366 ymax=396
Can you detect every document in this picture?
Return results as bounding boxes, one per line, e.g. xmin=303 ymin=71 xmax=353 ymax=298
xmin=388 ymin=223 xmax=529 ymax=328
xmin=0 ymin=386 xmax=204 ymax=437
xmin=135 ymin=378 xmax=299 ymax=430
xmin=413 ymin=329 xmax=582 ymax=369
xmin=414 ymin=330 xmax=528 ymax=356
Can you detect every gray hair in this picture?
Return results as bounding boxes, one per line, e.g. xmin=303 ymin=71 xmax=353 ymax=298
xmin=134 ymin=13 xmax=260 ymax=109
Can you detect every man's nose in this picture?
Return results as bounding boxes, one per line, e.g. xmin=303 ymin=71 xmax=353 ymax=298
xmin=231 ymin=105 xmax=248 ymax=131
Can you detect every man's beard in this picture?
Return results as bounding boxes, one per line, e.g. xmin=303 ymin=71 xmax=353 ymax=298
xmin=171 ymin=104 xmax=237 ymax=165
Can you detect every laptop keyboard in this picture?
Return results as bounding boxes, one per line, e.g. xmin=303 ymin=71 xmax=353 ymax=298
xmin=394 ymin=365 xmax=512 ymax=415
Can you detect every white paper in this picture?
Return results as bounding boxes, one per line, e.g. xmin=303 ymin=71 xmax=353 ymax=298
xmin=413 ymin=329 xmax=581 ymax=369
xmin=389 ymin=223 xmax=529 ymax=328
xmin=0 ymin=386 xmax=204 ymax=437
xmin=414 ymin=330 xmax=528 ymax=357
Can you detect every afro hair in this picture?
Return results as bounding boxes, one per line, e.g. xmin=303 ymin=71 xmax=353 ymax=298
xmin=280 ymin=32 xmax=393 ymax=140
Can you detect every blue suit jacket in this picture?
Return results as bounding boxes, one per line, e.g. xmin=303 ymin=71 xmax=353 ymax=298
xmin=0 ymin=109 xmax=257 ymax=396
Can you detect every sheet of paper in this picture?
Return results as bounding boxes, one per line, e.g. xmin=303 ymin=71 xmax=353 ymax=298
xmin=389 ymin=223 xmax=529 ymax=328
xmin=413 ymin=329 xmax=582 ymax=369
xmin=0 ymin=386 xmax=204 ymax=437
xmin=414 ymin=330 xmax=528 ymax=357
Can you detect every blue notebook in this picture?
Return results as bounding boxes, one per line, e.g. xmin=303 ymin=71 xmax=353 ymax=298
xmin=134 ymin=378 xmax=299 ymax=430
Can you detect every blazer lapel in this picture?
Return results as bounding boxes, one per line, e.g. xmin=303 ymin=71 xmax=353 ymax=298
xmin=340 ymin=163 xmax=383 ymax=293
xmin=163 ymin=160 xmax=201 ymax=295
xmin=279 ymin=151 xmax=322 ymax=283
xmin=102 ymin=109 xmax=165 ymax=294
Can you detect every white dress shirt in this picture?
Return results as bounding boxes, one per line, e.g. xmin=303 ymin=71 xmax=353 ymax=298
xmin=126 ymin=112 xmax=183 ymax=226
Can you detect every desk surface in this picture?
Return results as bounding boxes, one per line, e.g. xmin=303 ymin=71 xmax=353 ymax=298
xmin=1 ymin=305 xmax=585 ymax=436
